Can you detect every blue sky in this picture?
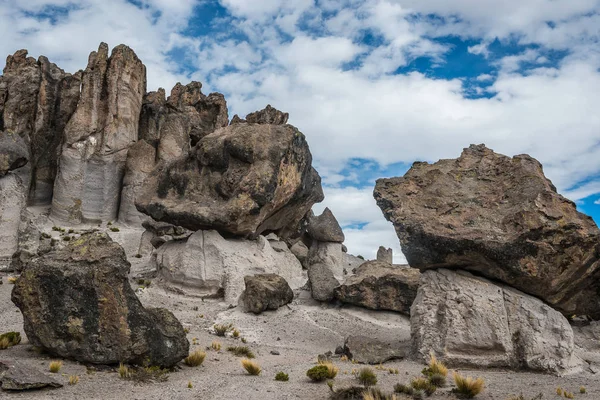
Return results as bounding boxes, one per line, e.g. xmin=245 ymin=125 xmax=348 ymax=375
xmin=2 ymin=0 xmax=600 ymax=261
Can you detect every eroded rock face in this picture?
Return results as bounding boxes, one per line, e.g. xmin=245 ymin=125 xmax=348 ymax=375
xmin=0 ymin=131 xmax=28 ymax=176
xmin=154 ymin=229 xmax=305 ymax=303
xmin=343 ymin=335 xmax=409 ymax=365
xmin=376 ymin=246 xmax=392 ymax=264
xmin=230 ymin=104 xmax=289 ymax=125
xmin=306 ymin=207 xmax=345 ymax=243
xmin=240 ymin=273 xmax=294 ymax=314
xmin=374 ymin=144 xmax=600 ymax=318
xmin=0 ymin=174 xmax=27 ymax=261
xmin=334 ymin=260 xmax=420 ymax=315
xmin=51 ymin=43 xmax=146 ymax=223
xmin=11 ymin=232 xmax=189 ymax=367
xmin=411 ymin=269 xmax=577 ymax=374
xmin=136 ymin=123 xmax=323 ymax=239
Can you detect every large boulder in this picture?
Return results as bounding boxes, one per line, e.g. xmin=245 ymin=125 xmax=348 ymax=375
xmin=411 ymin=269 xmax=578 ymax=374
xmin=153 ymin=229 xmax=305 ymax=303
xmin=136 ymin=122 xmax=324 ymax=239
xmin=343 ymin=335 xmax=409 ymax=365
xmin=51 ymin=43 xmax=146 ymax=223
xmin=240 ymin=273 xmax=294 ymax=314
xmin=306 ymin=207 xmax=345 ymax=243
xmin=334 ymin=260 xmax=420 ymax=315
xmin=308 ymin=262 xmax=340 ymax=302
xmin=11 ymin=232 xmax=189 ymax=367
xmin=307 ymin=241 xmax=344 ymax=279
xmin=374 ymin=144 xmax=600 ymax=318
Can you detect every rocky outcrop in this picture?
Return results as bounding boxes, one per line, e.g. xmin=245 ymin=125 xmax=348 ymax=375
xmin=376 ymin=246 xmax=392 ymax=264
xmin=0 ymin=173 xmax=27 ymax=262
xmin=306 ymin=208 xmax=345 ymax=243
xmin=230 ymin=104 xmax=289 ymax=125
xmin=51 ymin=43 xmax=146 ymax=223
xmin=240 ymin=273 xmax=294 ymax=314
xmin=334 ymin=261 xmax=420 ymax=315
xmin=153 ymin=229 xmax=305 ymax=303
xmin=0 ymin=131 xmax=28 ymax=176
xmin=12 ymin=232 xmax=189 ymax=367
xmin=343 ymin=335 xmax=409 ymax=365
xmin=118 ymin=140 xmax=156 ymax=225
xmin=308 ymin=263 xmax=339 ymax=302
xmin=136 ymin=122 xmax=323 ymax=239
xmin=374 ymin=144 xmax=600 ymax=318
xmin=411 ymin=269 xmax=578 ymax=374
xmin=0 ymin=361 xmax=62 ymax=391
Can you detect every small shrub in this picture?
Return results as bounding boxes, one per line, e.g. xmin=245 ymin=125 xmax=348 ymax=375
xmin=394 ymin=383 xmax=413 ymax=395
xmin=422 ymin=354 xmax=448 ymax=377
xmin=557 ymin=388 xmax=563 ymax=396
xmin=211 ymin=341 xmax=221 ymax=351
xmin=184 ymin=350 xmax=206 ymax=367
xmin=241 ymin=359 xmax=261 ymax=375
xmin=110 ymin=227 xmax=120 ymax=232
xmin=428 ymin=372 xmax=446 ymax=387
xmin=411 ymin=376 xmax=436 ymax=395
xmin=412 ymin=389 xmax=425 ymax=400
xmin=275 ymin=371 xmax=289 ymax=381
xmin=327 ymin=380 xmax=334 ymax=391
xmin=581 ymin=386 xmax=586 ymax=394
xmin=356 ymin=367 xmax=377 ymax=387
xmin=241 ymin=337 xmax=247 ymax=344
xmin=307 ymin=365 xmax=330 ymax=382
xmin=0 ymin=338 xmax=10 ymax=349
xmin=213 ymin=323 xmax=233 ymax=336
xmin=227 ymin=346 xmax=255 ymax=358
xmin=68 ymin=375 xmax=79 ymax=385
xmin=0 ymin=331 xmax=20 ymax=346
xmin=49 ymin=361 xmax=63 ymax=373
xmin=564 ymin=392 xmax=574 ymax=399
xmin=135 ymin=253 xmax=143 ymax=258
xmin=318 ymin=361 xmax=339 ymax=379
xmin=107 ymin=222 xmax=112 ymax=226
xmin=188 ymin=381 xmax=193 ymax=389
xmin=232 ymin=329 xmax=241 ymax=338
xmin=452 ymin=372 xmax=484 ymax=398
xmin=119 ymin=363 xmax=131 ymax=379
xmin=362 ymin=388 xmax=398 ymax=400
xmin=7 ymin=276 xmax=17 ymax=284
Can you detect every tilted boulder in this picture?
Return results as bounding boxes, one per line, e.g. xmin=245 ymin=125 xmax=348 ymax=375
xmin=153 ymin=229 xmax=305 ymax=303
xmin=306 ymin=207 xmax=345 ymax=243
xmin=51 ymin=43 xmax=146 ymax=223
xmin=374 ymin=144 xmax=600 ymax=318
xmin=230 ymin=104 xmax=289 ymax=125
xmin=308 ymin=262 xmax=339 ymax=302
xmin=0 ymin=361 xmax=62 ymax=391
xmin=136 ymin=122 xmax=323 ymax=239
xmin=240 ymin=273 xmax=294 ymax=314
xmin=334 ymin=260 xmax=420 ymax=315
xmin=11 ymin=232 xmax=189 ymax=367
xmin=411 ymin=269 xmax=578 ymax=374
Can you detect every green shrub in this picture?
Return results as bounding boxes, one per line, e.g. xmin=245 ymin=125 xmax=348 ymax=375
xmin=227 ymin=346 xmax=255 ymax=358
xmin=275 ymin=371 xmax=289 ymax=381
xmin=452 ymin=372 xmax=484 ymax=398
xmin=356 ymin=367 xmax=377 ymax=387
xmin=0 ymin=331 xmax=21 ymax=346
xmin=307 ymin=365 xmax=330 ymax=382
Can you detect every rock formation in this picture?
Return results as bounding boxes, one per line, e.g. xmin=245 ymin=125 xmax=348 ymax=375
xmin=376 ymin=246 xmax=392 ymax=264
xmin=240 ymin=273 xmax=294 ymax=314
xmin=334 ymin=260 xmax=420 ymax=315
xmin=12 ymin=232 xmax=189 ymax=367
xmin=374 ymin=144 xmax=600 ymax=318
xmin=0 ymin=361 xmax=62 ymax=391
xmin=136 ymin=122 xmax=324 ymax=239
xmin=51 ymin=43 xmax=146 ymax=223
xmin=230 ymin=104 xmax=289 ymax=125
xmin=411 ymin=269 xmax=578 ymax=374
xmin=307 ymin=262 xmax=339 ymax=302
xmin=306 ymin=207 xmax=345 ymax=243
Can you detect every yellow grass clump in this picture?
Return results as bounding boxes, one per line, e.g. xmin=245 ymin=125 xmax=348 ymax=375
xmin=241 ymin=359 xmax=261 ymax=375
xmin=453 ymin=372 xmax=485 ymax=398
xmin=184 ymin=349 xmax=206 ymax=367
xmin=49 ymin=361 xmax=63 ymax=373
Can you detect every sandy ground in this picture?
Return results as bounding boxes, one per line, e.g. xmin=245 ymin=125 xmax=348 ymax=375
xmin=1 ymin=275 xmax=600 ymax=400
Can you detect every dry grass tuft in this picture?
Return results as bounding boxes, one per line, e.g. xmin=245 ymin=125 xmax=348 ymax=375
xmin=318 ymin=361 xmax=339 ymax=379
xmin=187 ymin=381 xmax=193 ymax=389
xmin=211 ymin=341 xmax=222 ymax=351
xmin=49 ymin=361 xmax=63 ymax=373
xmin=356 ymin=367 xmax=377 ymax=387
xmin=68 ymin=375 xmax=79 ymax=385
xmin=232 ymin=329 xmax=241 ymax=338
xmin=452 ymin=372 xmax=485 ymax=398
xmin=0 ymin=337 xmax=10 ymax=350
xmin=213 ymin=323 xmax=233 ymax=336
xmin=7 ymin=276 xmax=17 ymax=284
xmin=227 ymin=346 xmax=255 ymax=358
xmin=119 ymin=363 xmax=131 ymax=379
xmin=184 ymin=350 xmax=206 ymax=367
xmin=241 ymin=359 xmax=261 ymax=375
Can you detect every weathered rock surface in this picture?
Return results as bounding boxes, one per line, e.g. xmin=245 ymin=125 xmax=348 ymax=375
xmin=11 ymin=232 xmax=189 ymax=367
xmin=136 ymin=122 xmax=323 ymax=239
xmin=51 ymin=43 xmax=146 ymax=223
xmin=154 ymin=229 xmax=305 ymax=303
xmin=0 ymin=131 xmax=28 ymax=176
xmin=307 ymin=241 xmax=344 ymax=279
xmin=376 ymin=246 xmax=392 ymax=264
xmin=306 ymin=208 xmax=345 ymax=243
xmin=0 ymin=174 xmax=27 ymax=261
xmin=308 ymin=263 xmax=339 ymax=302
xmin=118 ymin=140 xmax=157 ymax=225
xmin=374 ymin=144 xmax=600 ymax=318
xmin=240 ymin=273 xmax=294 ymax=314
xmin=411 ymin=269 xmax=577 ymax=374
xmin=343 ymin=335 xmax=409 ymax=365
xmin=334 ymin=261 xmax=420 ymax=315
xmin=230 ymin=104 xmax=289 ymax=125
xmin=0 ymin=361 xmax=62 ymax=391
xmin=290 ymin=241 xmax=309 ymax=266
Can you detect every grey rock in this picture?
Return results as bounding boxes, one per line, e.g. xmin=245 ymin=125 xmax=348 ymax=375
xmin=334 ymin=261 xmax=420 ymax=315
xmin=241 ymin=273 xmax=294 ymax=314
xmin=308 ymin=263 xmax=340 ymax=302
xmin=290 ymin=241 xmax=309 ymax=266
xmin=376 ymin=246 xmax=392 ymax=264
xmin=0 ymin=173 xmax=27 ymax=261
xmin=230 ymin=105 xmax=289 ymax=125
xmin=307 ymin=241 xmax=344 ymax=279
xmin=344 ymin=335 xmax=409 ymax=365
xmin=12 ymin=232 xmax=189 ymax=367
xmin=411 ymin=269 xmax=578 ymax=374
xmin=306 ymin=207 xmax=345 ymax=243
xmin=0 ymin=131 xmax=28 ymax=176
xmin=0 ymin=361 xmax=62 ymax=391
xmin=118 ymin=140 xmax=157 ymax=225
xmin=374 ymin=144 xmax=600 ymax=318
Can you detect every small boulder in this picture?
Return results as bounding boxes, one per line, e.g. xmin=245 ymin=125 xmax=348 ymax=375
xmin=306 ymin=208 xmax=345 ymax=243
xmin=343 ymin=335 xmax=409 ymax=365
xmin=241 ymin=274 xmax=294 ymax=314
xmin=0 ymin=361 xmax=62 ymax=391
xmin=334 ymin=261 xmax=420 ymax=315
xmin=308 ymin=263 xmax=339 ymax=302
xmin=11 ymin=232 xmax=189 ymax=367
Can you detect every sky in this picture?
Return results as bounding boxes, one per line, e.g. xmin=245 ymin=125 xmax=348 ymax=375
xmin=1 ymin=0 xmax=600 ymax=262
